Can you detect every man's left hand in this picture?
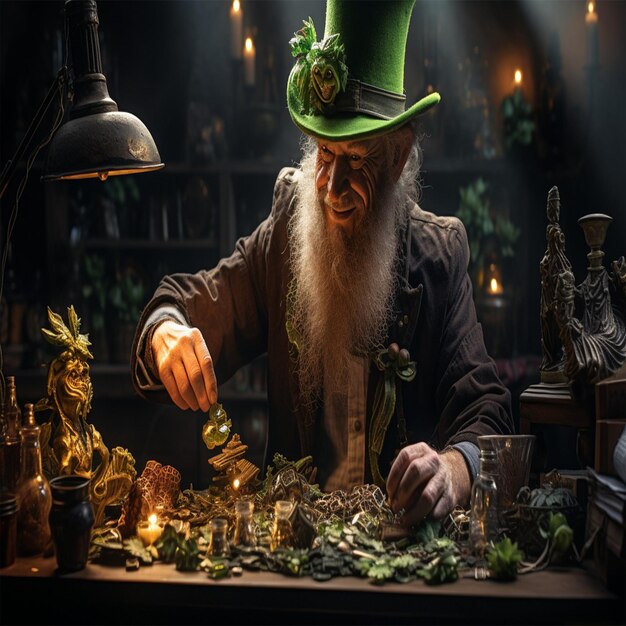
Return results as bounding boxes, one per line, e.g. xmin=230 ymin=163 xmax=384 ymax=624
xmin=386 ymin=443 xmax=471 ymax=526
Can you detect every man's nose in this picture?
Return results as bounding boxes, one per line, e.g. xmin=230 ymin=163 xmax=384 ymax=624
xmin=327 ymin=157 xmax=350 ymax=203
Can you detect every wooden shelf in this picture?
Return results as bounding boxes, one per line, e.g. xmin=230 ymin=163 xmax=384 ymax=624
xmin=422 ymin=157 xmax=509 ymax=175
xmin=83 ymin=238 xmax=217 ymax=251
xmin=162 ymin=160 xmax=287 ymax=177
xmin=13 ymin=365 xmax=267 ymax=403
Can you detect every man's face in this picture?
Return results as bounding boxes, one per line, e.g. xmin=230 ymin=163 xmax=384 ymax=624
xmin=315 ymin=137 xmax=390 ymax=238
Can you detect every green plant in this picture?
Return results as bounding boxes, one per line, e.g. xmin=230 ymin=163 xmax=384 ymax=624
xmin=456 ymin=178 xmax=520 ymax=289
xmin=103 ymin=177 xmax=140 ymax=206
xmin=486 ymin=537 xmax=523 ymax=581
xmin=501 ymin=88 xmax=534 ymax=150
xmin=82 ymin=254 xmax=108 ymax=332
xmin=109 ymin=267 xmax=145 ymax=325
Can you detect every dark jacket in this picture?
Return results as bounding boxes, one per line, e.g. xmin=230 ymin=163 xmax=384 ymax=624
xmin=131 ymin=167 xmax=513 ymax=480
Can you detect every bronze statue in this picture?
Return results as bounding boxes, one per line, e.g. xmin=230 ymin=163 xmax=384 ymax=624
xmin=37 ymin=306 xmax=136 ymax=527
xmin=553 ymin=214 xmax=626 ymax=399
xmin=539 ymin=186 xmax=572 ymax=382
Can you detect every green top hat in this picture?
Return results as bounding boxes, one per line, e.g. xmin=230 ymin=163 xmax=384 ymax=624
xmin=287 ymin=0 xmax=440 ymax=142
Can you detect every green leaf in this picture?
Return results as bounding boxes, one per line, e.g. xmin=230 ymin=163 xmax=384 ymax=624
xmin=123 ymin=537 xmax=153 ymax=564
xmin=486 ymin=538 xmax=523 ymax=581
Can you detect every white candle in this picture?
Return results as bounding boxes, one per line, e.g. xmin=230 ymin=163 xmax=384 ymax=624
xmin=586 ymin=2 xmax=599 ymax=66
xmin=244 ymin=36 xmax=255 ymax=86
xmin=137 ymin=514 xmax=163 ymax=547
xmin=230 ymin=0 xmax=243 ymax=60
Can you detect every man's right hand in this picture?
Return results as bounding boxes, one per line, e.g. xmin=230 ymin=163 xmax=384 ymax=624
xmin=151 ymin=320 xmax=217 ymax=412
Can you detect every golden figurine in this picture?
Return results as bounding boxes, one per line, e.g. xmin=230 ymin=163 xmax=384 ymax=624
xmin=36 ymin=306 xmax=136 ymax=527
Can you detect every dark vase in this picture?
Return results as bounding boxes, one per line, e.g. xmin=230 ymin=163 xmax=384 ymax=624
xmin=48 ymin=475 xmax=94 ymax=572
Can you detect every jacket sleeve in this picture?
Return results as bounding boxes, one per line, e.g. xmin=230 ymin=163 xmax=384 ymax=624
xmin=433 ymin=220 xmax=514 ymax=452
xmin=130 ymin=168 xmax=294 ymax=402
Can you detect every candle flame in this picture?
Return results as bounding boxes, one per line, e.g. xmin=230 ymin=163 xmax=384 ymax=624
xmin=245 ymin=37 xmax=253 ymax=52
xmin=514 ymin=69 xmax=522 ymax=85
xmin=148 ymin=513 xmax=157 ymax=525
xmin=233 ymin=478 xmax=241 ymax=490
xmin=490 ymin=278 xmax=499 ymax=293
xmin=588 ymin=2 xmax=594 ymax=14
xmin=233 ymin=0 xmax=240 ymax=13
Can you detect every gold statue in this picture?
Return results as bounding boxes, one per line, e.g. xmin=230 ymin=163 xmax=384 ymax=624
xmin=36 ymin=306 xmax=136 ymax=527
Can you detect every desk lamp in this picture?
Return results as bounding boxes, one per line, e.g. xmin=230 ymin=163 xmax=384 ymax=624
xmin=0 ymin=0 xmax=164 ymax=402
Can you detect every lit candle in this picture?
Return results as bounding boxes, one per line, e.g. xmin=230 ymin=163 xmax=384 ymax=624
xmin=585 ymin=1 xmax=599 ymax=67
xmin=243 ymin=36 xmax=255 ymax=87
xmin=514 ymin=69 xmax=523 ymax=88
xmin=232 ymin=477 xmax=241 ymax=490
xmin=137 ymin=514 xmax=163 ymax=547
xmin=230 ymin=0 xmax=243 ymax=60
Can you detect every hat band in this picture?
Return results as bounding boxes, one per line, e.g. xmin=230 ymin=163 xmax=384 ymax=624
xmin=328 ymin=79 xmax=406 ymax=120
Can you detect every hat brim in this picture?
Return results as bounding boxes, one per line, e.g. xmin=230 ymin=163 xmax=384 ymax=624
xmin=287 ymin=69 xmax=441 ymax=142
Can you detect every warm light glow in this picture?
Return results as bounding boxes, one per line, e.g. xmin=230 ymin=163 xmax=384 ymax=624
xmin=148 ymin=513 xmax=157 ymax=525
xmin=233 ymin=0 xmax=240 ymax=13
xmin=490 ymin=278 xmax=499 ymax=293
xmin=588 ymin=2 xmax=594 ymax=14
xmin=514 ymin=69 xmax=522 ymax=85
xmin=233 ymin=478 xmax=241 ymax=490
xmin=245 ymin=37 xmax=253 ymax=52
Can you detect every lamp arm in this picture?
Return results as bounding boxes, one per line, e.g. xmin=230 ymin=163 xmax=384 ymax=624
xmin=0 ymin=67 xmax=67 ymax=201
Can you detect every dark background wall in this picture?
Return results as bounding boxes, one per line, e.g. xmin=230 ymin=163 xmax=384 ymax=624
xmin=1 ymin=0 xmax=625 ymax=486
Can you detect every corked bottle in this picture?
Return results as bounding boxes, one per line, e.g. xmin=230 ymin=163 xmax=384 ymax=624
xmin=2 ymin=376 xmax=22 ymax=493
xmin=16 ymin=404 xmax=51 ymax=555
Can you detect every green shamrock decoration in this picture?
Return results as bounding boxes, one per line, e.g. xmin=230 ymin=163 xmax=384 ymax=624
xmin=202 ymin=403 xmax=232 ymax=450
xmin=289 ymin=18 xmax=348 ymax=114
xmin=486 ymin=537 xmax=524 ymax=581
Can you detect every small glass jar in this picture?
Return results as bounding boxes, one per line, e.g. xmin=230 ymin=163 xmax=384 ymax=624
xmin=208 ymin=517 xmax=229 ymax=557
xmin=232 ymin=500 xmax=256 ymax=547
xmin=0 ymin=492 xmax=18 ymax=568
xmin=469 ymin=440 xmax=499 ymax=557
xmin=270 ymin=500 xmax=295 ymax=551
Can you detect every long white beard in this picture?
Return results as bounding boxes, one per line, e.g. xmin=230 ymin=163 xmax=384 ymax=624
xmin=288 ymin=149 xmax=407 ymax=406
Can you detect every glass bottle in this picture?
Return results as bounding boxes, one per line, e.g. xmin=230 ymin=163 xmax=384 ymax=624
xmin=207 ymin=517 xmax=229 ymax=557
xmin=16 ymin=404 xmax=52 ymax=555
xmin=3 ymin=376 xmax=22 ymax=493
xmin=270 ymin=500 xmax=295 ymax=551
xmin=469 ymin=442 xmax=499 ymax=557
xmin=232 ymin=500 xmax=256 ymax=547
xmin=0 ymin=402 xmax=7 ymax=491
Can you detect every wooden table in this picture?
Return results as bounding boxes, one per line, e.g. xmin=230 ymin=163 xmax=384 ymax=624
xmin=0 ymin=556 xmax=622 ymax=625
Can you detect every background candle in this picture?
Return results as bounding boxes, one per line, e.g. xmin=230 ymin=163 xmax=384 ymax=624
xmin=244 ymin=36 xmax=255 ymax=86
xmin=586 ymin=1 xmax=599 ymax=66
xmin=230 ymin=0 xmax=243 ymax=60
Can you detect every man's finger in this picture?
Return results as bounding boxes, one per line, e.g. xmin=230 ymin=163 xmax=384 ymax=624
xmin=182 ymin=350 xmax=210 ymax=412
xmin=159 ymin=367 xmax=189 ymax=411
xmin=386 ymin=446 xmax=414 ymax=503
xmin=192 ymin=332 xmax=218 ymax=406
xmin=394 ymin=454 xmax=437 ymax=512
xmin=171 ymin=360 xmax=199 ymax=411
xmin=402 ymin=473 xmax=445 ymax=526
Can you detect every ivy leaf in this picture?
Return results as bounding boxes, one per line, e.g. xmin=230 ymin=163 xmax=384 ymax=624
xmin=417 ymin=552 xmax=459 ymax=585
xmin=123 ymin=537 xmax=153 ymax=565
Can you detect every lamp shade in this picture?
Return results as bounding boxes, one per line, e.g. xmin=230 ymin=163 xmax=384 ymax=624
xmin=44 ymin=0 xmax=163 ymax=181
xmin=44 ymin=110 xmax=163 ymax=181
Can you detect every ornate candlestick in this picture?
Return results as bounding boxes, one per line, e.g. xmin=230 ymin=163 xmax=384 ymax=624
xmin=578 ymin=213 xmax=612 ymax=272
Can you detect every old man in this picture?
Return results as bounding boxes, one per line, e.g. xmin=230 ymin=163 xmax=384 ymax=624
xmin=132 ymin=0 xmax=512 ymax=526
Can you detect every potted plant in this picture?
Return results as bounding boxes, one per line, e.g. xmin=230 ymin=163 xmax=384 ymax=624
xmin=108 ymin=265 xmax=145 ymax=364
xmin=81 ymin=254 xmax=110 ymax=362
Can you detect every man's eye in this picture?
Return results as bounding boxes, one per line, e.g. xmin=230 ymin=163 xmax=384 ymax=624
xmin=350 ymin=154 xmax=361 ymax=162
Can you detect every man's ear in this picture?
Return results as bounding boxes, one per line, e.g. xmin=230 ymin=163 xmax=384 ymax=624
xmin=390 ymin=124 xmax=414 ymax=182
